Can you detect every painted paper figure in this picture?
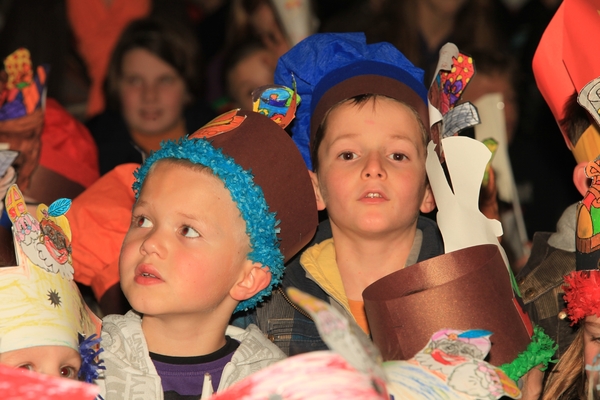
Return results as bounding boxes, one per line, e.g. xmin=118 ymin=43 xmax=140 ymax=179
xmin=576 ymin=156 xmax=600 ymax=270
xmin=252 ymin=82 xmax=300 ymax=129
xmin=6 ymin=185 xmax=74 ymax=279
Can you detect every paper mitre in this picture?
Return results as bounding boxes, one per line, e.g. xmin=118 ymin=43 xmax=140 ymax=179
xmin=0 ymin=184 xmax=100 ymax=355
xmin=364 ymin=136 xmax=534 ymax=367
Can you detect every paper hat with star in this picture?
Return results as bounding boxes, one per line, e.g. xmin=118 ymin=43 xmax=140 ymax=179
xmin=0 ymin=184 xmax=101 ymax=381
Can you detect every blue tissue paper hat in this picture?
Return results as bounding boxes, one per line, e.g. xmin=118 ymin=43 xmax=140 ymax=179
xmin=274 ymin=32 xmax=429 ymax=170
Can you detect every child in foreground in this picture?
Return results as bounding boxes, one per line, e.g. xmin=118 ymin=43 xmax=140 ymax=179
xmin=0 ymin=185 xmax=101 ymax=382
xmin=234 ymin=32 xmax=443 ymax=355
xmin=98 ymin=108 xmax=318 ymax=399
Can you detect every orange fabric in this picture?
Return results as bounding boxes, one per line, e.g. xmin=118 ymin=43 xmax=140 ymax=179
xmin=130 ymin=118 xmax=186 ymax=154
xmin=66 ymin=0 xmax=150 ymax=118
xmin=68 ymin=163 xmax=138 ymax=300
xmin=348 ymin=298 xmax=370 ymax=335
xmin=40 ymin=99 xmax=100 ymax=188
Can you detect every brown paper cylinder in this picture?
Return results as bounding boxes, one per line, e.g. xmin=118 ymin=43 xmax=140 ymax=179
xmin=363 ymin=244 xmax=531 ymax=365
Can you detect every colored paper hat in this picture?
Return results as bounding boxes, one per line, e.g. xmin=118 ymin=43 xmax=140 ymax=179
xmin=363 ymin=244 xmax=532 ymax=366
xmin=533 ymin=0 xmax=600 ymax=151
xmin=363 ymin=135 xmax=550 ymax=376
xmin=0 ymin=185 xmax=101 ymax=380
xmin=133 ymin=106 xmax=317 ymax=312
xmin=274 ymin=32 xmax=428 ymax=169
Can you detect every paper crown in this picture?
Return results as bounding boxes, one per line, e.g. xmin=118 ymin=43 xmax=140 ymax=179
xmin=533 ymin=0 xmax=600 ymax=152
xmin=133 ymin=91 xmax=317 ymax=312
xmin=0 ymin=185 xmax=100 ymax=365
xmin=274 ymin=32 xmax=429 ymax=170
xmin=0 ymin=48 xmax=47 ymax=121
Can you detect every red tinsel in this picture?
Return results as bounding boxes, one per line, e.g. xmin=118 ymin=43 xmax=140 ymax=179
xmin=563 ymin=270 xmax=600 ymax=325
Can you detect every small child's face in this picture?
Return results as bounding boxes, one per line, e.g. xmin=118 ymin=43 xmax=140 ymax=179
xmin=227 ymin=49 xmax=276 ymax=110
xmin=0 ymin=345 xmax=80 ymax=379
xmin=118 ymin=48 xmax=188 ymax=136
xmin=120 ymin=161 xmax=252 ymax=317
xmin=312 ymin=97 xmax=434 ymax=236
xmin=584 ymin=314 xmax=600 ymax=379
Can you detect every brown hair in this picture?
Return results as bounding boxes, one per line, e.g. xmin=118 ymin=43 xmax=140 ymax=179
xmin=104 ymin=17 xmax=200 ymax=112
xmin=310 ymin=94 xmax=428 ymax=172
xmin=560 ymin=92 xmax=593 ymax=147
xmin=542 ymin=328 xmax=586 ymax=399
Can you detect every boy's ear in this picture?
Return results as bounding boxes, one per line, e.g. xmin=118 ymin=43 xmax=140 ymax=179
xmin=573 ymin=162 xmax=591 ymax=197
xmin=229 ymin=261 xmax=271 ymax=301
xmin=308 ymin=170 xmax=327 ymax=211
xmin=420 ymin=184 xmax=436 ymax=213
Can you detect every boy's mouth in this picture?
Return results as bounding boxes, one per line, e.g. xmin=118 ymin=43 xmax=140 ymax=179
xmin=135 ymin=264 xmax=163 ymax=284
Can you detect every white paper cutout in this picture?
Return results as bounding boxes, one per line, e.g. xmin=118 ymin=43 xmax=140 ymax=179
xmin=578 ymin=76 xmax=600 ymax=128
xmin=426 ymin=136 xmax=504 ymax=254
xmin=473 ymin=93 xmax=529 ymax=262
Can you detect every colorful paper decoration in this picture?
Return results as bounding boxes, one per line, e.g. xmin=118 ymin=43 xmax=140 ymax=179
xmin=0 ymin=184 xmax=100 ymax=367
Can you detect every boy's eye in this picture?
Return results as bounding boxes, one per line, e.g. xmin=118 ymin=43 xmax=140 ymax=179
xmin=60 ymin=365 xmax=77 ymax=379
xmin=17 ymin=363 xmax=33 ymax=371
xmin=180 ymin=226 xmax=200 ymax=238
xmin=389 ymin=153 xmax=407 ymax=161
xmin=136 ymin=216 xmax=153 ymax=228
xmin=338 ymin=151 xmax=357 ymax=161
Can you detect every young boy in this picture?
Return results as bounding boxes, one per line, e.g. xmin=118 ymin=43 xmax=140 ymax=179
xmin=234 ymin=33 xmax=443 ymax=355
xmin=98 ymin=108 xmax=318 ymax=399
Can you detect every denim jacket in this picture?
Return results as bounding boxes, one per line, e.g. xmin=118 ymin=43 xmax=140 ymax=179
xmin=232 ymin=217 xmax=444 ymax=356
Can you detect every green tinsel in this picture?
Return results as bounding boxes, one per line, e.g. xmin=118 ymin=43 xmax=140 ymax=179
xmin=499 ymin=325 xmax=557 ymax=382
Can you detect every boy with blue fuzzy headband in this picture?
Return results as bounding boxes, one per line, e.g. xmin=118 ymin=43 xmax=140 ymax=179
xmin=234 ymin=32 xmax=444 ymax=355
xmin=98 ymin=108 xmax=318 ymax=399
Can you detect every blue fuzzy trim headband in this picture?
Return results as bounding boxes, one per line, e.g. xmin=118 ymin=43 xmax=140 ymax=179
xmin=133 ymin=138 xmax=284 ymax=313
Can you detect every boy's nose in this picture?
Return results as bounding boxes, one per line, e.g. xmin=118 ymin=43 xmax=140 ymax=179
xmin=142 ymin=83 xmax=159 ymax=102
xmin=362 ymin=154 xmax=387 ymax=179
xmin=140 ymin=231 xmax=165 ymax=256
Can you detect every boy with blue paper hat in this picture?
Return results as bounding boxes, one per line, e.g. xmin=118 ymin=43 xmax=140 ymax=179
xmin=234 ymin=32 xmax=443 ymax=354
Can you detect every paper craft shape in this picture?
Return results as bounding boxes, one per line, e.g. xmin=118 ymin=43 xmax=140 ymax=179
xmin=251 ymin=82 xmax=300 ymax=129
xmin=474 ymin=93 xmax=529 ymax=262
xmin=286 ymin=287 xmax=387 ymax=386
xmin=0 ymin=364 xmax=99 ymax=400
xmin=428 ymin=43 xmax=476 ymax=150
xmin=0 ymin=48 xmax=47 ymax=120
xmin=578 ymin=76 xmax=600 ymax=127
xmin=363 ymin=244 xmax=533 ymax=366
xmin=426 ymin=136 xmax=503 ymax=254
xmin=211 ymin=288 xmax=521 ymax=400
xmin=442 ymin=102 xmax=480 ymax=139
xmin=189 ymin=109 xmax=246 ymax=139
xmin=576 ymin=156 xmax=600 ymax=270
xmin=385 ymin=329 xmax=521 ymax=399
xmin=0 ymin=184 xmax=100 ymax=373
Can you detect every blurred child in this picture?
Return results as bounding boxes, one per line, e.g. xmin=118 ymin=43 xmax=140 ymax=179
xmin=234 ymin=33 xmax=443 ymax=355
xmin=224 ymin=41 xmax=277 ymax=110
xmin=0 ymin=185 xmax=101 ymax=382
xmin=87 ymin=18 xmax=214 ymax=175
xmin=541 ymin=249 xmax=600 ymax=398
xmin=98 ymin=108 xmax=318 ymax=398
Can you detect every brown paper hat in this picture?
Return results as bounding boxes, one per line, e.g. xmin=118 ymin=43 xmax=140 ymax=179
xmin=133 ymin=109 xmax=318 ymax=312
xmin=363 ymin=244 xmax=532 ymax=365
